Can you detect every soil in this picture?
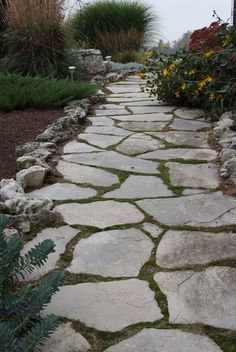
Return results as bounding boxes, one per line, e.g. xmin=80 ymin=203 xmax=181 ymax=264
xmin=0 ymin=108 xmax=64 ymax=180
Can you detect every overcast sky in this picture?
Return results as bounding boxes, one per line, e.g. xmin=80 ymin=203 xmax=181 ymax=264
xmin=66 ymin=0 xmax=233 ymax=43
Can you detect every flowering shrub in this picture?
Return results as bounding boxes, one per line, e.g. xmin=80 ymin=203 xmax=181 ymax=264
xmin=143 ymin=22 xmax=236 ymax=119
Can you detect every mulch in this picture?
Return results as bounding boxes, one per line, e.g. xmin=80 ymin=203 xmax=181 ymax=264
xmin=0 ymin=108 xmax=64 ymax=180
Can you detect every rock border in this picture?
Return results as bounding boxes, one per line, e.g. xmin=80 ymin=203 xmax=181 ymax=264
xmin=0 ymin=70 xmax=137 ymax=235
xmin=213 ymin=111 xmax=236 ymax=187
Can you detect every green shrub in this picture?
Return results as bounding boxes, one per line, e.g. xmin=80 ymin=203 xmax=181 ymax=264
xmin=143 ymin=22 xmax=236 ymax=119
xmin=70 ymin=0 xmax=155 ymax=57
xmin=4 ymin=0 xmax=69 ymax=78
xmin=0 ymin=74 xmax=97 ymax=111
xmin=0 ymin=213 xmax=64 ymax=352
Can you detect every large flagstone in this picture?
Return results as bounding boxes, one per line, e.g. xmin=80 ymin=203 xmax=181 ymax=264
xmin=44 ymin=279 xmax=163 ymax=332
xmin=56 ymin=160 xmax=119 ymax=187
xmin=63 ymin=151 xmax=159 ymax=174
xmin=104 ymin=329 xmax=222 ymax=352
xmin=54 ymin=201 xmax=144 ymax=228
xmin=147 ymin=131 xmax=209 ymax=148
xmin=68 ymin=228 xmax=153 ymax=277
xmin=139 ymin=148 xmax=217 ymax=161
xmin=116 ymin=133 xmax=163 ymax=155
xmin=154 ymin=267 xmax=236 ymax=330
xmin=79 ymin=133 xmax=124 ymax=148
xmin=118 ymin=121 xmax=168 ymax=132
xmin=103 ymin=175 xmax=172 ymax=199
xmin=137 ymin=192 xmax=236 ymax=227
xmin=129 ymin=106 xmax=176 ymax=114
xmin=156 ymin=230 xmax=236 ymax=268
xmin=174 ymin=107 xmax=205 ymax=119
xmin=111 ymin=112 xmax=173 ymax=122
xmin=170 ymin=118 xmax=210 ymax=131
xmin=63 ymin=141 xmax=101 ymax=154
xmin=84 ymin=125 xmax=132 ymax=136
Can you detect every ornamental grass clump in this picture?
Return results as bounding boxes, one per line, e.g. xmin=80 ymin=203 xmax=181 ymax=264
xmin=143 ymin=21 xmax=236 ymax=119
xmin=4 ymin=0 xmax=68 ymax=78
xmin=70 ymin=0 xmax=155 ymax=60
xmin=0 ymin=214 xmax=64 ymax=352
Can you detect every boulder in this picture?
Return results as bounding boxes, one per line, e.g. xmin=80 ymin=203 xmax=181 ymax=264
xmin=16 ymin=165 xmax=47 ymax=190
xmin=77 ymin=49 xmax=106 ymax=76
xmin=0 ymin=179 xmax=23 ymax=201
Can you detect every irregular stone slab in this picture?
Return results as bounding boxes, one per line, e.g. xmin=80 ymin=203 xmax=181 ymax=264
xmin=40 ymin=322 xmax=91 ymax=352
xmin=79 ymin=133 xmax=124 ymax=148
xmin=85 ymin=125 xmax=132 ymax=136
xmin=139 ymin=148 xmax=217 ymax=161
xmin=167 ymin=162 xmax=219 ymax=189
xmin=110 ymin=113 xmax=172 ymax=122
xmin=95 ymin=109 xmax=130 ymax=116
xmin=170 ymin=118 xmax=210 ymax=131
xmin=175 ymin=107 xmax=205 ymax=120
xmin=63 ymin=141 xmax=101 ymax=154
xmin=21 ymin=226 xmax=78 ymax=280
xmin=116 ymin=134 xmax=163 ymax=155
xmin=107 ymin=97 xmax=154 ymax=103
xmin=182 ymin=188 xmax=209 ymax=195
xmin=56 ymin=160 xmax=119 ymax=187
xmin=137 ymin=192 xmax=236 ymax=227
xmin=103 ymin=175 xmax=172 ymax=199
xmin=63 ymin=151 xmax=159 ymax=174
xmin=118 ymin=121 xmax=168 ymax=132
xmin=97 ymin=103 xmax=125 ymax=110
xmin=148 ymin=131 xmax=209 ymax=148
xmin=44 ymin=279 xmax=163 ymax=331
xmin=29 ymin=182 xmax=96 ymax=201
xmin=54 ymin=201 xmax=144 ymax=228
xmin=156 ymin=230 xmax=236 ymax=268
xmin=109 ymin=92 xmax=148 ymax=98
xmin=121 ymin=100 xmax=166 ymax=107
xmin=104 ymin=328 xmax=222 ymax=352
xmin=68 ymin=228 xmax=153 ymax=277
xmin=154 ymin=266 xmax=236 ymax=330
xmin=129 ymin=106 xmax=175 ymax=114
xmin=141 ymin=223 xmax=164 ymax=238
xmin=87 ymin=116 xmax=114 ymax=126
xmin=108 ymin=85 xmax=141 ymax=94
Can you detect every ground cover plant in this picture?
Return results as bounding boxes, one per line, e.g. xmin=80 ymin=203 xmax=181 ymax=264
xmin=70 ymin=0 xmax=155 ymax=62
xmin=0 ymin=214 xmax=64 ymax=351
xmin=0 ymin=74 xmax=97 ymax=111
xmin=143 ymin=21 xmax=236 ymax=118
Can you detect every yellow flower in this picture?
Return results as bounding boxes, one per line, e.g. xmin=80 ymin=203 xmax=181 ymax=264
xmin=138 ymin=72 xmax=145 ymax=79
xmin=163 ymin=68 xmax=170 ymax=77
xmin=168 ymin=63 xmax=176 ymax=71
xmin=145 ymin=50 xmax=153 ymax=57
xmin=208 ymin=92 xmax=215 ymax=101
xmin=180 ymin=82 xmax=186 ymax=91
xmin=204 ymin=50 xmax=215 ymax=58
xmin=197 ymin=76 xmax=214 ymax=91
xmin=175 ymin=91 xmax=180 ymax=98
xmin=205 ymin=75 xmax=214 ymax=82
xmin=188 ymin=69 xmax=196 ymax=76
xmin=222 ymin=34 xmax=231 ymax=48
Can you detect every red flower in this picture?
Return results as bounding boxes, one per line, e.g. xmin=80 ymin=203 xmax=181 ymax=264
xmin=231 ymin=53 xmax=236 ymax=62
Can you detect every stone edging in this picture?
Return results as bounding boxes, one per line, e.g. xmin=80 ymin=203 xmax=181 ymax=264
xmin=213 ymin=111 xmax=236 ymax=186
xmin=0 ymin=71 xmax=135 ymax=235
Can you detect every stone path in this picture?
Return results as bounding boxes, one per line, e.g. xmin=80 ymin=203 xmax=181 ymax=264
xmin=26 ymin=76 xmax=236 ymax=352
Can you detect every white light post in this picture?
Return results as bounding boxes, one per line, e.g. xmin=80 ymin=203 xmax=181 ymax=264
xmin=68 ymin=66 xmax=76 ymax=81
xmin=105 ymin=56 xmax=112 ymax=72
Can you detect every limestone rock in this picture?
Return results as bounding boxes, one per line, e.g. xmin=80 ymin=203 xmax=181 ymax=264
xmin=129 ymin=106 xmax=175 ymax=114
xmin=77 ymin=49 xmax=105 ymax=76
xmin=40 ymin=322 xmax=91 ymax=352
xmin=68 ymin=228 xmax=153 ymax=277
xmin=85 ymin=125 xmax=132 ymax=136
xmin=110 ymin=113 xmax=172 ymax=122
xmin=213 ymin=118 xmax=234 ymax=139
xmin=116 ymin=134 xmax=163 ymax=155
xmin=44 ymin=279 xmax=163 ymax=331
xmin=139 ymin=148 xmax=217 ymax=161
xmin=170 ymin=118 xmax=210 ymax=131
xmin=148 ymin=131 xmax=209 ymax=148
xmin=141 ymin=223 xmax=163 ymax=238
xmin=16 ymin=165 xmax=47 ymax=190
xmin=104 ymin=328 xmax=222 ymax=352
xmin=118 ymin=121 xmax=168 ymax=132
xmin=54 ymin=201 xmax=144 ymax=228
xmin=80 ymin=133 xmax=124 ymax=148
xmin=154 ymin=266 xmax=236 ymax=330
xmin=63 ymin=141 xmax=101 ymax=153
xmin=0 ymin=179 xmax=22 ymax=201
xmin=174 ymin=107 xmax=205 ymax=120
xmin=156 ymin=230 xmax=236 ymax=268
xmin=21 ymin=226 xmax=79 ymax=280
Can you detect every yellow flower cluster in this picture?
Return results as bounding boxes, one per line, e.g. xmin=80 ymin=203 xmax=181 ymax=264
xmin=197 ymin=75 xmax=214 ymax=91
xmin=204 ymin=50 xmax=215 ymax=58
xmin=222 ymin=34 xmax=231 ymax=48
xmin=163 ymin=63 xmax=176 ymax=78
xmin=208 ymin=92 xmax=215 ymax=101
xmin=175 ymin=91 xmax=180 ymax=98
xmin=180 ymin=82 xmax=186 ymax=91
xmin=188 ymin=69 xmax=196 ymax=77
xmin=145 ymin=50 xmax=153 ymax=57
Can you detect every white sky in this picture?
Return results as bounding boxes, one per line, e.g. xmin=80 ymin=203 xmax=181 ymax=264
xmin=66 ymin=0 xmax=233 ymax=43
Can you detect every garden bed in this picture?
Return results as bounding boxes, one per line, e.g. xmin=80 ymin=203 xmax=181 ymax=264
xmin=0 ymin=108 xmax=64 ymax=179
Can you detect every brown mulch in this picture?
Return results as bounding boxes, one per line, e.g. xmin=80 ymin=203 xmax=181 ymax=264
xmin=0 ymin=108 xmax=64 ymax=180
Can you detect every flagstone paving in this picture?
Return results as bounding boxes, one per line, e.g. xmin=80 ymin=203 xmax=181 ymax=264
xmin=26 ymin=76 xmax=236 ymax=351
